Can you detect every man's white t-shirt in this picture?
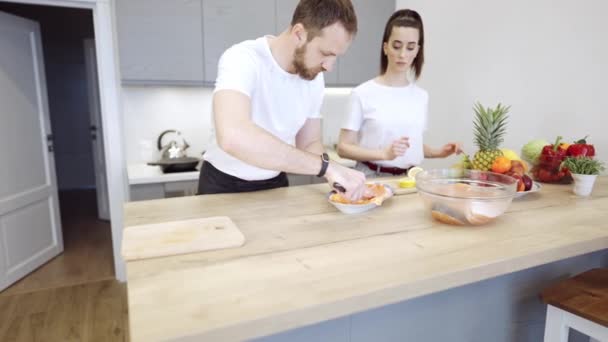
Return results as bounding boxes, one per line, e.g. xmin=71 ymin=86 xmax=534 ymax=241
xmin=342 ymin=79 xmax=429 ymax=169
xmin=204 ymin=36 xmax=325 ymax=181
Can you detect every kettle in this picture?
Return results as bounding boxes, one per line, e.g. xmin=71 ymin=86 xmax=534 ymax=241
xmin=148 ymin=130 xmax=200 ymax=173
xmin=157 ymin=129 xmax=190 ymax=160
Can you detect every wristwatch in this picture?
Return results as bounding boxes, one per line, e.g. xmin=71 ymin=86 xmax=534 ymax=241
xmin=317 ymin=153 xmax=330 ymax=177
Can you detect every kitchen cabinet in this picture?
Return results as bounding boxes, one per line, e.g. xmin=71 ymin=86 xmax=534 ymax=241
xmin=202 ymin=0 xmax=275 ymax=83
xmin=114 ymin=0 xmax=394 ymax=86
xmin=130 ymin=180 xmax=198 ymax=202
xmin=337 ymin=0 xmax=395 ymax=85
xmin=129 ymin=183 xmax=165 ymax=202
xmin=115 ymin=0 xmax=205 ymax=85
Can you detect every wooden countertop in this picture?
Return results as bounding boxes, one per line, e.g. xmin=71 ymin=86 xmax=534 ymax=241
xmin=124 ymin=177 xmax=608 ymax=341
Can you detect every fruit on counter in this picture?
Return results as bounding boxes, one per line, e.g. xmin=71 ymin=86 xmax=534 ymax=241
xmin=407 ymin=166 xmax=424 ymax=178
xmin=489 ymin=157 xmax=532 ymax=193
xmin=540 ymin=136 xmax=568 ymax=159
xmin=500 ymin=148 xmax=520 ymax=161
xmin=566 ymin=136 xmax=595 ymax=157
xmin=522 ymin=174 xmax=533 ymax=191
xmin=491 ymin=156 xmax=512 ymax=174
xmin=505 ymin=172 xmax=530 ymax=192
xmin=398 ymin=176 xmax=416 ymax=188
xmin=521 ymin=139 xmax=549 ymax=165
xmin=559 ymin=142 xmax=571 ymax=151
xmin=513 ymin=174 xmax=525 ymax=192
xmin=510 ymin=160 xmax=526 ymax=176
xmin=452 ymin=154 xmax=473 ymax=170
xmin=533 ymin=136 xmax=573 ymax=184
xmin=471 ymin=102 xmax=510 ymax=171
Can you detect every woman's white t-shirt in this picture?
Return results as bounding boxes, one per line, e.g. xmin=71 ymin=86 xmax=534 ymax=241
xmin=204 ymin=36 xmax=325 ymax=181
xmin=342 ymin=79 xmax=429 ymax=169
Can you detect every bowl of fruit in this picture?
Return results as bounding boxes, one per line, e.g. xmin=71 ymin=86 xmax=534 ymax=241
xmin=490 ymin=156 xmax=538 ymax=198
xmin=416 ymin=169 xmax=518 ymax=226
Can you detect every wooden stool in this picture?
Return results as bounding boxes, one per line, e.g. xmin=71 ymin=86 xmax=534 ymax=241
xmin=541 ymin=268 xmax=608 ymax=342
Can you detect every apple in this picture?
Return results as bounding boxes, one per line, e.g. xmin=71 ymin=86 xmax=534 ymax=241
xmin=508 ymin=173 xmax=525 ymax=192
xmin=522 ymin=174 xmax=533 ymax=191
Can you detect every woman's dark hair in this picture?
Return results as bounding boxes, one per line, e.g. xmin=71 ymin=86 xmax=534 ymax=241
xmin=380 ymin=9 xmax=424 ymax=79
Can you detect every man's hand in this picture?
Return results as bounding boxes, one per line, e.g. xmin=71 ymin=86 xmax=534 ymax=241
xmin=325 ymin=162 xmax=367 ymax=201
xmin=383 ymin=137 xmax=410 ymax=160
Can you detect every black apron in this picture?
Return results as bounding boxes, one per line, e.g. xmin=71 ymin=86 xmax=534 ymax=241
xmin=197 ymin=161 xmax=289 ymax=195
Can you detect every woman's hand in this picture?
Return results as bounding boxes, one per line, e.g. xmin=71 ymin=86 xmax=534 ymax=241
xmin=383 ymin=137 xmax=410 ymax=160
xmin=434 ymin=142 xmax=464 ymax=158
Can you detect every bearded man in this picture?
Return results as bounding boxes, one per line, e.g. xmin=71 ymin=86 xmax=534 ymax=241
xmin=198 ymin=0 xmax=367 ymax=201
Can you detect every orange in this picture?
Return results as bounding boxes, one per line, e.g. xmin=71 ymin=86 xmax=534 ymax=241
xmin=491 ymin=156 xmax=512 ymax=174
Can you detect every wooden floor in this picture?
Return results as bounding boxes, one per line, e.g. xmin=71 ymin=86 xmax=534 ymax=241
xmin=0 ymin=190 xmax=129 ymax=341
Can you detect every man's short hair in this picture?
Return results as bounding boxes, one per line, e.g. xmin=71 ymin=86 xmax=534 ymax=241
xmin=291 ymin=0 xmax=358 ymax=40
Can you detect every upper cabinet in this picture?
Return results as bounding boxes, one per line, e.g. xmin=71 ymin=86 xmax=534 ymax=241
xmin=338 ymin=0 xmax=395 ymax=85
xmin=115 ymin=0 xmax=205 ymax=85
xmin=202 ymin=0 xmax=275 ymax=83
xmin=115 ymin=0 xmax=395 ymax=86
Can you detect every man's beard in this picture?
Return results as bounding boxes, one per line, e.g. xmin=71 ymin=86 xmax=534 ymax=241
xmin=293 ymin=44 xmax=323 ymax=81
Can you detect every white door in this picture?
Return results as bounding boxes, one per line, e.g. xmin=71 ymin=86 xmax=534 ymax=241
xmin=84 ymin=38 xmax=110 ymax=221
xmin=0 ymin=10 xmax=63 ymax=291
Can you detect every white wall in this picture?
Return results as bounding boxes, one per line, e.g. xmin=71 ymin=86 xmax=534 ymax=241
xmin=121 ymin=87 xmax=353 ymax=164
xmin=397 ymin=0 xmax=608 ymax=171
xmin=122 ymin=86 xmax=213 ymax=163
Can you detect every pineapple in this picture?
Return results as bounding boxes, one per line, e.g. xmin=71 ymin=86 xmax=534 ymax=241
xmin=471 ymin=102 xmax=510 ymax=171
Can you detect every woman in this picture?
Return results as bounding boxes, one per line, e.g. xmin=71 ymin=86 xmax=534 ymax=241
xmin=337 ymin=9 xmax=462 ymax=177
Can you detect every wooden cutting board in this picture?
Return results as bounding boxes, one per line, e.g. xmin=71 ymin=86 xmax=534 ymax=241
xmin=122 ymin=216 xmax=245 ymax=261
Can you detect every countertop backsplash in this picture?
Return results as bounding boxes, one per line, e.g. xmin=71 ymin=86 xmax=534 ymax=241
xmin=122 ymin=86 xmax=354 ymax=164
xmin=122 ymin=86 xmax=214 ymax=164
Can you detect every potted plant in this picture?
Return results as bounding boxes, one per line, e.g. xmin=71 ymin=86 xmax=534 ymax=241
xmin=560 ymin=156 xmax=605 ymax=196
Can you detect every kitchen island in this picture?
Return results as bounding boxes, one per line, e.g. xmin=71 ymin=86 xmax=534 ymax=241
xmin=123 ymin=177 xmax=608 ymax=341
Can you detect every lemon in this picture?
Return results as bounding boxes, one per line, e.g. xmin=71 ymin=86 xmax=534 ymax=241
xmin=500 ymin=148 xmax=520 ymax=161
xmin=398 ymin=177 xmax=416 ymax=188
xmin=407 ymin=166 xmax=424 ymax=179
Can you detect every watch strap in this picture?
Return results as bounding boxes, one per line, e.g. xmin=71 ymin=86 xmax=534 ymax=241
xmin=317 ymin=153 xmax=329 ymax=177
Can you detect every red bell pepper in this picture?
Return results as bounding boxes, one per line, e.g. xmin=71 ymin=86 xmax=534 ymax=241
xmin=566 ymin=136 xmax=595 ymax=157
xmin=541 ymin=136 xmax=567 ymax=158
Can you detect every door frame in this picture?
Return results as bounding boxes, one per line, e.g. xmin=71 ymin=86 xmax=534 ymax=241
xmin=84 ymin=38 xmax=110 ymax=221
xmin=9 ymin=0 xmax=127 ymax=281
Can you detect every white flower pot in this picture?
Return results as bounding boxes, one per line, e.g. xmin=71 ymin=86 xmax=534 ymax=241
xmin=571 ymin=174 xmax=598 ymax=197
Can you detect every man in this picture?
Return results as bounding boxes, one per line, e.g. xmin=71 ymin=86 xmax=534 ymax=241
xmin=198 ymin=0 xmax=367 ymax=201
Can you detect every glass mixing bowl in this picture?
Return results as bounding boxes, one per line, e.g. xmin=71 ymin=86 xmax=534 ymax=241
xmin=415 ymin=169 xmax=518 ymax=225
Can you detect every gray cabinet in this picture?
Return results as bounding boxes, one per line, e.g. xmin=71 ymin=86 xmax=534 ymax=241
xmin=130 ymin=180 xmax=198 ymax=201
xmin=114 ymin=0 xmax=394 ymax=86
xmin=338 ymin=0 xmax=395 ymax=85
xmin=115 ymin=0 xmax=204 ymax=84
xmin=202 ymin=0 xmax=275 ymax=83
